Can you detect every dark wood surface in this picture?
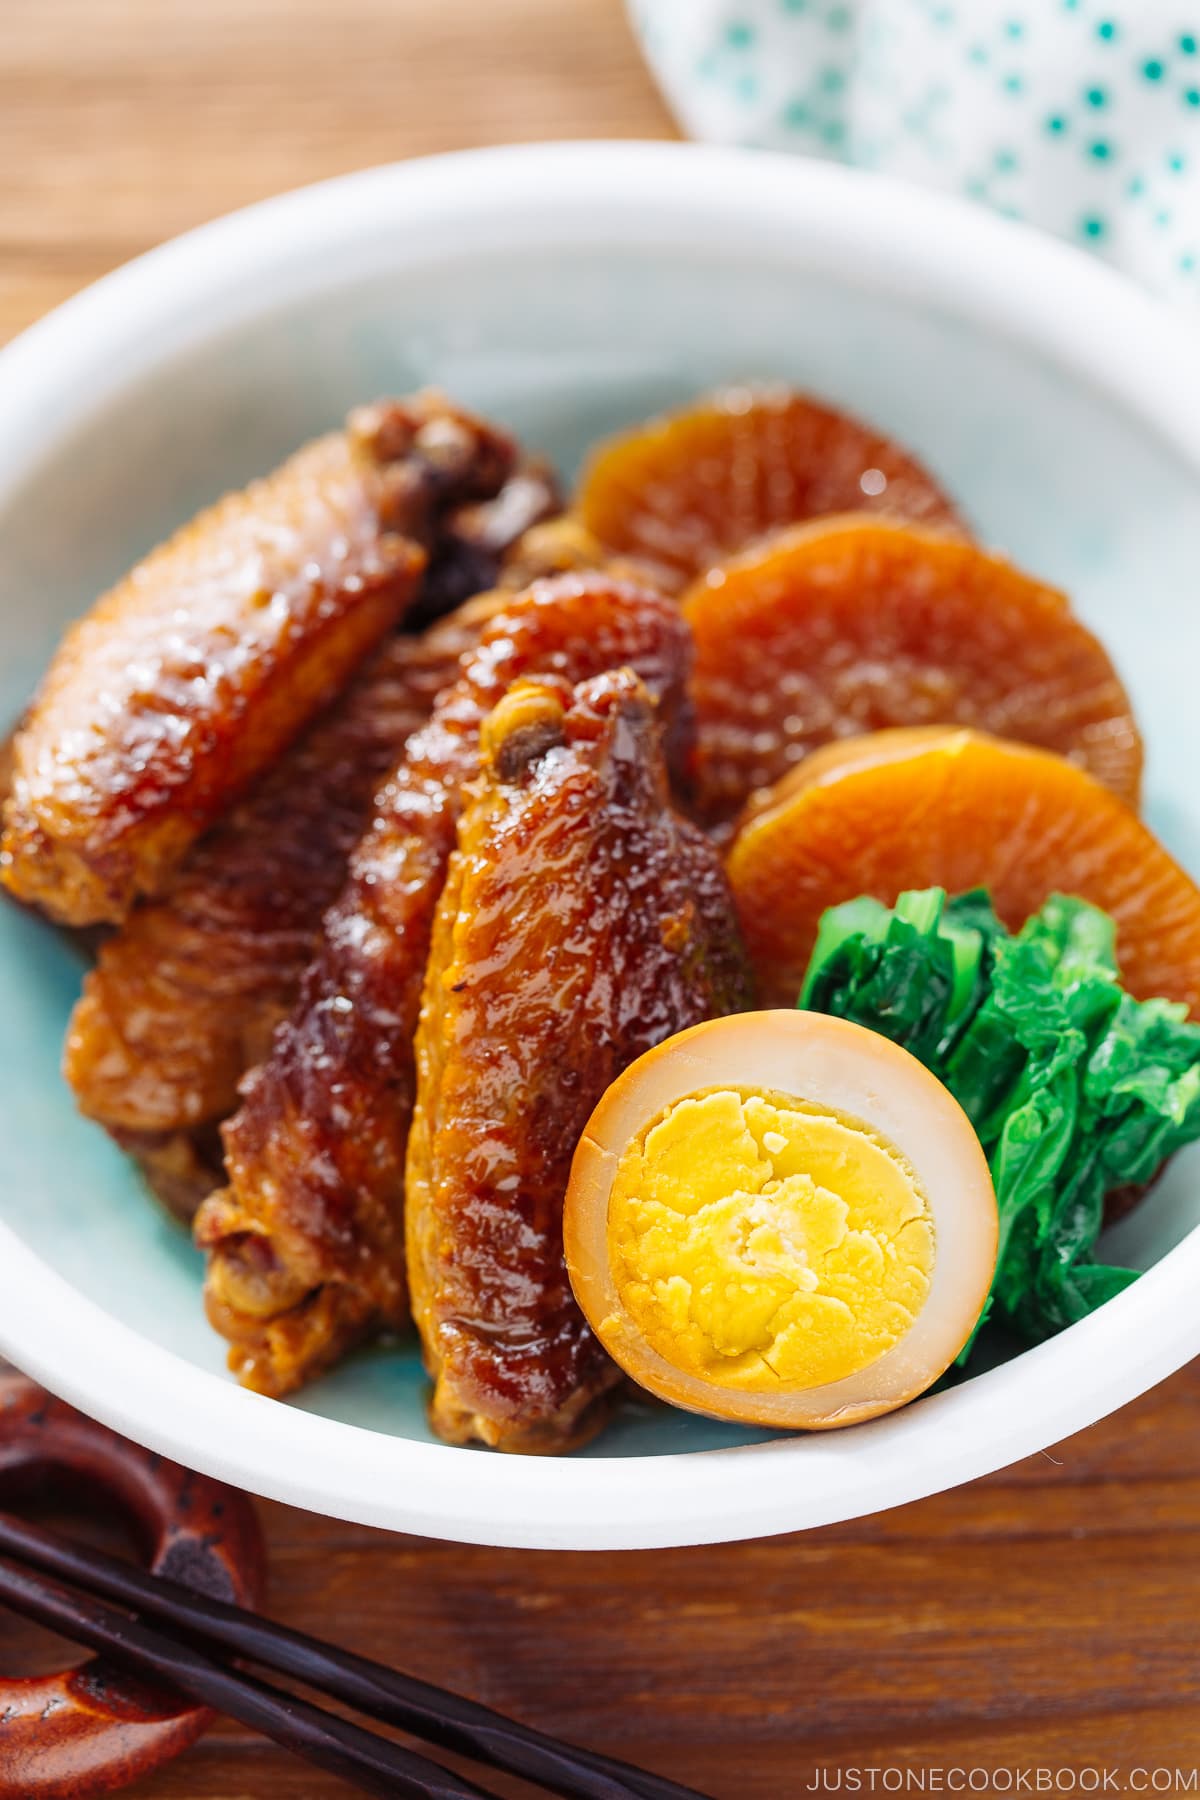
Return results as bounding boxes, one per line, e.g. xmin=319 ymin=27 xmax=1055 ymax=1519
xmin=7 ymin=1362 xmax=1200 ymax=1798
xmin=2 ymin=3 xmax=1198 ymax=1796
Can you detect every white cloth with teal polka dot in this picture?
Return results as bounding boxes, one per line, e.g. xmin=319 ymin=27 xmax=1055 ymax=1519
xmin=628 ymin=0 xmax=1199 ymax=301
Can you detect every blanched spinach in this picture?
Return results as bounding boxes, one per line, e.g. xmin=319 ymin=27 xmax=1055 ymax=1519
xmin=799 ymin=888 xmax=1200 ymax=1359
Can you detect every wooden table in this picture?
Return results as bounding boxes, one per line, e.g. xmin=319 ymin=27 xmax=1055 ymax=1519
xmin=2 ymin=3 xmax=1198 ymax=1795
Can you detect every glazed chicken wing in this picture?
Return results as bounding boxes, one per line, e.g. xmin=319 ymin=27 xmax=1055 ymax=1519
xmin=1 ymin=394 xmax=515 ymax=926
xmin=413 ymin=457 xmax=562 ymax=624
xmin=195 ymin=573 xmax=692 ymax=1396
xmin=407 ymin=671 xmax=753 ymax=1452
xmin=0 ymin=726 xmax=16 ymax=806
xmin=62 ymin=598 xmax=500 ymax=1220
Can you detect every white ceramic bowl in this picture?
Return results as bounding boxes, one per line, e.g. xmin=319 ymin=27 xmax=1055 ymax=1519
xmin=2 ymin=143 xmax=1199 ymax=1551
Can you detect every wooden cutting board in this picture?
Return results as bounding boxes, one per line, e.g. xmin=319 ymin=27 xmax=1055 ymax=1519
xmin=2 ymin=3 xmax=1198 ymax=1794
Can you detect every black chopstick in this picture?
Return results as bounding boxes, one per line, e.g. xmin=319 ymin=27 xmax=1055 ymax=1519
xmin=0 ymin=1509 xmax=711 ymax=1800
xmin=0 ymin=1551 xmax=502 ymax=1800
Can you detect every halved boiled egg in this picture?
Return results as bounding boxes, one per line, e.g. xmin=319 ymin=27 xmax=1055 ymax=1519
xmin=564 ymin=1011 xmax=998 ymax=1430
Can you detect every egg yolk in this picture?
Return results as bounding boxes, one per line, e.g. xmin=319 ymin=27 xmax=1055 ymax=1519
xmin=605 ymin=1087 xmax=936 ymax=1393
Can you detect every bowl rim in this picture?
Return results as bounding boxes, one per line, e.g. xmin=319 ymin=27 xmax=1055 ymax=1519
xmin=2 ymin=140 xmax=1199 ymax=1550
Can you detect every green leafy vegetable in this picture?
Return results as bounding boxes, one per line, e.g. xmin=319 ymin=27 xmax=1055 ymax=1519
xmin=799 ymin=888 xmax=1200 ymax=1360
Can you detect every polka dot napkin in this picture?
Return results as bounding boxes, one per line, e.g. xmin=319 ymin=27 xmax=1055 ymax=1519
xmin=628 ymin=0 xmax=1200 ymax=302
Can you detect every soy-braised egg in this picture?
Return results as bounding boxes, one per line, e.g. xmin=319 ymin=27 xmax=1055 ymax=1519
xmin=564 ymin=1011 xmax=999 ymax=1430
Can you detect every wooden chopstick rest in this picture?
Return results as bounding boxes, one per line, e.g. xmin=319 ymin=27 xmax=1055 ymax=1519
xmin=0 ymin=1372 xmax=264 ymax=1799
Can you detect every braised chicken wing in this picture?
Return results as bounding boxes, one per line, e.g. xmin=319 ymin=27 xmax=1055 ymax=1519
xmin=1 ymin=394 xmax=515 ymax=926
xmin=414 ymin=457 xmax=562 ymax=624
xmin=0 ymin=727 xmax=16 ymax=808
xmin=63 ymin=599 xmax=499 ymax=1220
xmin=196 ymin=572 xmax=693 ymax=1396
xmin=407 ymin=671 xmax=753 ymax=1452
xmin=113 ymin=1123 xmax=227 ymax=1227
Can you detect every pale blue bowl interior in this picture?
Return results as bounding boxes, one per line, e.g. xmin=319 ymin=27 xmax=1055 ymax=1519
xmin=1 ymin=242 xmax=1197 ymax=1455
